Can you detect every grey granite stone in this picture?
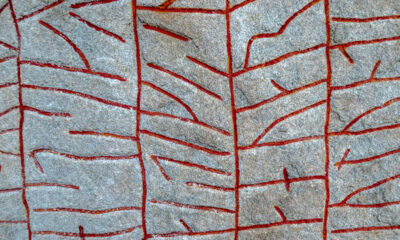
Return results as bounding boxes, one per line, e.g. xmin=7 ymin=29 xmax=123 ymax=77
xmin=0 ymin=0 xmax=399 ymax=239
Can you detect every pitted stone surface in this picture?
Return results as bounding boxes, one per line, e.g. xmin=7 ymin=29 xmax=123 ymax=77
xmin=0 ymin=0 xmax=399 ymax=239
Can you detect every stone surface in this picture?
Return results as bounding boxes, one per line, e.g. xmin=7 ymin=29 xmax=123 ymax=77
xmin=0 ymin=0 xmax=399 ymax=239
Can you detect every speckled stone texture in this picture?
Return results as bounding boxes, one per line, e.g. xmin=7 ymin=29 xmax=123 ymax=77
xmin=0 ymin=0 xmax=399 ymax=239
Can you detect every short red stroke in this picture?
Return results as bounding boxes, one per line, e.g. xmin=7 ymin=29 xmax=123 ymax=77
xmin=143 ymin=24 xmax=189 ymax=42
xmin=329 ymin=174 xmax=400 ymax=208
xmin=342 ymin=96 xmax=400 ymax=132
xmin=147 ymin=63 xmax=221 ymax=100
xmin=22 ymin=84 xmax=135 ymax=110
xmin=151 ymin=155 xmax=232 ymax=177
xmin=243 ymin=0 xmax=321 ymax=67
xmin=69 ymin=12 xmax=126 ymax=43
xmin=149 ymin=199 xmax=235 ymax=214
xmin=237 ymin=78 xmax=326 ymax=113
xmin=141 ymin=110 xmax=230 ymax=136
xmin=235 ymin=44 xmax=326 ymax=77
xmin=251 ymin=99 xmax=327 ymax=146
xmin=69 ymin=130 xmax=137 ymax=141
xmin=335 ymin=147 xmax=400 ymax=170
xmin=26 ymin=182 xmax=79 ymax=190
xmin=332 ymin=15 xmax=400 ymax=23
xmin=142 ymin=80 xmax=198 ymax=121
xmin=33 ymin=206 xmax=141 ymax=214
xmin=159 ymin=0 xmax=177 ymax=9
xmin=32 ymin=225 xmax=142 ymax=237
xmin=17 ymin=0 xmax=66 ymax=21
xmin=39 ymin=20 xmax=91 ymax=70
xmin=71 ymin=0 xmax=120 ymax=9
xmin=20 ymin=60 xmax=126 ymax=81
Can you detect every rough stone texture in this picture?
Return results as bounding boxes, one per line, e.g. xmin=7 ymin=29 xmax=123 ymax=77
xmin=0 ymin=0 xmax=399 ymax=239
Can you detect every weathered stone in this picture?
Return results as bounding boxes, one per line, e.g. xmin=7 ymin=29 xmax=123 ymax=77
xmin=0 ymin=0 xmax=399 ymax=239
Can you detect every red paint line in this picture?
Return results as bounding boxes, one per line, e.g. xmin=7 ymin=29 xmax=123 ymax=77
xmin=0 ymin=2 xmax=8 ymax=15
xmin=338 ymin=47 xmax=354 ymax=64
xmin=23 ymin=106 xmax=71 ymax=117
xmin=243 ymin=0 xmax=321 ymax=67
xmin=0 ymin=106 xmax=19 ymax=118
xmin=26 ymin=182 xmax=79 ymax=190
xmin=71 ymin=0 xmax=119 ymax=9
xmin=0 ymin=220 xmax=27 ymax=224
xmin=274 ymin=206 xmax=287 ymax=222
xmin=149 ymin=199 xmax=235 ymax=214
xmin=141 ymin=110 xmax=230 ymax=136
xmin=0 ymin=82 xmax=18 ymax=89
xmin=22 ymin=84 xmax=135 ymax=110
xmin=331 ymin=35 xmax=400 ymax=49
xmin=0 ymin=187 xmax=22 ymax=193
xmin=240 ymin=218 xmax=323 ymax=231
xmin=33 ymin=225 xmax=142 ymax=237
xmin=270 ymin=79 xmax=287 ymax=92
xmin=132 ymin=1 xmax=148 ymax=238
xmin=186 ymin=182 xmax=234 ymax=192
xmin=186 ymin=56 xmax=228 ymax=77
xmin=237 ymin=78 xmax=326 ymax=113
xmin=0 ymin=55 xmax=17 ymax=63
xmin=235 ymin=44 xmax=326 ymax=77
xmin=322 ymin=0 xmax=332 ymax=239
xmin=330 ymin=201 xmax=400 ymax=209
xmin=331 ymin=174 xmax=400 ymax=207
xmin=147 ymin=63 xmax=221 ymax=100
xmin=33 ymin=206 xmax=141 ymax=214
xmin=240 ymin=175 xmax=325 ymax=189
xmin=369 ymin=60 xmax=381 ymax=80
xmin=335 ymin=147 xmax=400 ymax=170
xmin=69 ymin=130 xmax=137 ymax=141
xmin=149 ymin=218 xmax=322 ymax=238
xmin=331 ymin=123 xmax=400 ymax=136
xmin=136 ymin=6 xmax=225 ymax=14
xmin=224 ymin=2 xmax=240 ymax=239
xmin=20 ymin=60 xmax=126 ymax=81
xmin=251 ymin=100 xmax=326 ymax=146
xmin=343 ymin=96 xmax=400 ymax=131
xmin=0 ymin=149 xmax=20 ymax=156
xmin=283 ymin=168 xmax=290 ymax=192
xmin=331 ymin=76 xmax=400 ymax=90
xmin=39 ymin=20 xmax=90 ymax=69
xmin=143 ymin=24 xmax=189 ymax=42
xmin=331 ymin=225 xmax=400 ymax=234
xmin=69 ymin=12 xmax=125 ymax=43
xmin=17 ymin=0 xmax=65 ymax=21
xmin=240 ymin=135 xmax=324 ymax=150
xmin=0 ymin=128 xmax=18 ymax=135
xmin=332 ymin=15 xmax=400 ymax=23
xmin=229 ymin=0 xmax=257 ymax=12
xmin=159 ymin=0 xmax=176 ymax=9
xmin=79 ymin=226 xmax=85 ymax=240
xmin=179 ymin=219 xmax=192 ymax=232
xmin=142 ymin=81 xmax=198 ymax=121
xmin=0 ymin=40 xmax=17 ymax=51
xmin=148 ymin=228 xmax=234 ymax=238
xmin=334 ymin=148 xmax=350 ymax=170
xmin=150 ymin=155 xmax=171 ymax=181
xmin=152 ymin=155 xmax=232 ymax=176
xmin=141 ymin=130 xmax=230 ymax=156
xmin=30 ymin=149 xmax=138 ymax=163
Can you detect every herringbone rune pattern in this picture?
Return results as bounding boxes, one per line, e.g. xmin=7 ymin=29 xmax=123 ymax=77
xmin=0 ymin=0 xmax=399 ymax=239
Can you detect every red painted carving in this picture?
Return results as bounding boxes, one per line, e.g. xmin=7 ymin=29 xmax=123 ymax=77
xmin=0 ymin=0 xmax=398 ymax=239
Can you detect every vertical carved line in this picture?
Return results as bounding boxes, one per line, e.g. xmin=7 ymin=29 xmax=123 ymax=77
xmin=322 ymin=0 xmax=332 ymax=239
xmin=8 ymin=0 xmax=32 ymax=239
xmin=225 ymin=1 xmax=240 ymax=239
xmin=132 ymin=0 xmax=148 ymax=238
